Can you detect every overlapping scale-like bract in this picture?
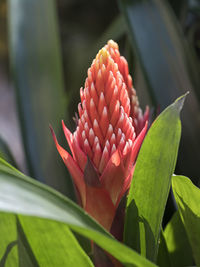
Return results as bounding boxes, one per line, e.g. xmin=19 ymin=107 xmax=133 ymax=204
xmin=51 ymin=40 xmax=149 ymax=232
xmin=76 ymin=47 xmax=136 ymax=175
xmin=105 ymin=40 xmax=149 ymax=135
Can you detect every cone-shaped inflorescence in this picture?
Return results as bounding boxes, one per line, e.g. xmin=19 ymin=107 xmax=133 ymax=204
xmin=51 ymin=40 xmax=149 ymax=232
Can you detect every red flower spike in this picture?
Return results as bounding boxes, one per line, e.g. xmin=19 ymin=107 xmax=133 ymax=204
xmin=51 ymin=40 xmax=149 ymax=232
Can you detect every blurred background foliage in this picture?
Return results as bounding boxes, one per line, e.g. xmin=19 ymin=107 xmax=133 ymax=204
xmin=0 ymin=0 xmax=200 ymax=204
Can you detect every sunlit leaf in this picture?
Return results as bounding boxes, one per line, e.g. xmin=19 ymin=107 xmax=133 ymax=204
xmin=172 ymin=175 xmax=200 ymax=266
xmin=17 ymin=217 xmax=93 ymax=267
xmin=164 ymin=211 xmax=193 ymax=266
xmin=0 ymin=214 xmax=18 ymax=267
xmin=124 ymin=95 xmax=185 ymax=261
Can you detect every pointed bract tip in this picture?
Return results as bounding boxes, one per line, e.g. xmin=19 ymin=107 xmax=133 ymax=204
xmin=49 ymin=125 xmax=57 ymax=143
xmin=174 ymin=91 xmax=189 ymax=113
xmin=107 ymin=39 xmax=118 ymax=49
xmin=97 ymin=47 xmax=109 ymax=62
xmin=111 ymin=150 xmax=121 ymax=167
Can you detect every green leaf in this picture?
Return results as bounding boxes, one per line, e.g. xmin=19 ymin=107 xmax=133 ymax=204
xmin=172 ymin=175 xmax=200 ymax=266
xmin=73 ymin=232 xmax=92 ymax=256
xmin=17 ymin=218 xmax=39 ymax=267
xmin=8 ymin=0 xmax=74 ymax=198
xmin=124 ymin=95 xmax=185 ymax=261
xmin=0 ymin=214 xmax=18 ymax=267
xmin=0 ymin=158 xmax=157 ymax=267
xmin=163 ymin=211 xmax=193 ymax=267
xmin=118 ymin=0 xmax=200 ymax=184
xmin=156 ymin=230 xmax=171 ymax=267
xmin=17 ymin=217 xmax=93 ymax=267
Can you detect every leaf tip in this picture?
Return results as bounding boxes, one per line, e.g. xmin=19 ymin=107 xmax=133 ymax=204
xmin=174 ymin=91 xmax=189 ymax=113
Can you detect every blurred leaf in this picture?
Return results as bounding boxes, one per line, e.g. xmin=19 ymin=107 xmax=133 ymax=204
xmin=156 ymin=231 xmax=171 ymax=267
xmin=168 ymin=0 xmax=188 ymax=20
xmin=124 ymin=95 xmax=185 ymax=261
xmin=188 ymin=0 xmax=200 ymax=15
xmin=17 ymin=217 xmax=93 ymax=267
xmin=0 ymin=136 xmax=17 ymax=168
xmin=0 ymin=214 xmax=18 ymax=267
xmin=118 ymin=0 xmax=200 ymax=183
xmin=172 ymin=175 xmax=200 ymax=266
xmin=90 ymin=15 xmax=126 ymax=59
xmin=163 ymin=211 xmax=193 ymax=267
xmin=8 ymin=0 xmax=75 ymax=197
xmin=0 ymin=158 xmax=157 ymax=267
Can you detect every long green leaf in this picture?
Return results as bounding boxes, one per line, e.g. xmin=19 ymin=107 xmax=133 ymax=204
xmin=124 ymin=95 xmax=185 ymax=261
xmin=17 ymin=217 xmax=93 ymax=267
xmin=8 ymin=0 xmax=74 ymax=197
xmin=0 ymin=214 xmax=18 ymax=266
xmin=172 ymin=175 xmax=200 ymax=266
xmin=118 ymin=0 xmax=200 ymax=184
xmin=163 ymin=211 xmax=193 ymax=267
xmin=0 ymin=158 xmax=157 ymax=267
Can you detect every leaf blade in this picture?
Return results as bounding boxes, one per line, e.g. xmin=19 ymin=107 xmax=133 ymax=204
xmin=172 ymin=175 xmax=200 ymax=266
xmin=0 ymin=214 xmax=18 ymax=267
xmin=8 ymin=0 xmax=74 ymax=197
xmin=163 ymin=211 xmax=193 ymax=267
xmin=118 ymin=0 xmax=200 ymax=184
xmin=124 ymin=95 xmax=185 ymax=261
xmin=17 ymin=216 xmax=94 ymax=267
xmin=0 ymin=158 xmax=157 ymax=267
xmin=156 ymin=230 xmax=171 ymax=267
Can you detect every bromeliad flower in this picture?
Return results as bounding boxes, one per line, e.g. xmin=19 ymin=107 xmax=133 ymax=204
xmin=51 ymin=40 xmax=149 ymax=232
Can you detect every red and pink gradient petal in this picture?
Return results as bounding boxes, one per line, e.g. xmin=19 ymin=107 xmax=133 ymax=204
xmin=50 ymin=126 xmax=86 ymax=207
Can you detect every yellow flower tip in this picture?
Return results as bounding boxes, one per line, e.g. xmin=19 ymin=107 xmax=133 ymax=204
xmin=97 ymin=47 xmax=109 ymax=65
